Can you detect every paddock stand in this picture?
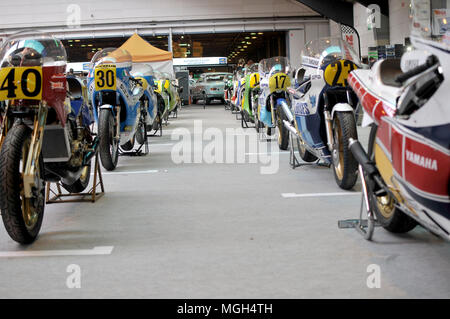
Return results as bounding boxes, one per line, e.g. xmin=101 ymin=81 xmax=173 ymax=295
xmin=148 ymin=117 xmax=163 ymax=137
xmin=119 ymin=136 xmax=149 ymax=157
xmin=241 ymin=111 xmax=256 ymax=129
xmin=46 ymin=152 xmax=105 ymax=204
xmin=288 ymin=132 xmax=331 ymax=170
xmin=338 ymin=166 xmax=381 ymax=240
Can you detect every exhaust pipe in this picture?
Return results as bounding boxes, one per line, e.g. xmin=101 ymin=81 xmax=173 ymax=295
xmin=283 ymin=120 xmax=299 ymax=137
xmin=278 ymin=99 xmax=294 ymax=123
xmin=348 ymin=138 xmax=377 ymax=176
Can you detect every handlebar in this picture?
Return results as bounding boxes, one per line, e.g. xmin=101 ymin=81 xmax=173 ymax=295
xmin=395 ymin=55 xmax=438 ymax=84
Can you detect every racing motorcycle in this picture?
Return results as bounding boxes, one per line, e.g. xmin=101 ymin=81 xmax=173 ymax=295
xmin=256 ymin=57 xmax=291 ymax=150
xmin=230 ymin=67 xmax=245 ymax=114
xmin=130 ymin=63 xmax=160 ymax=136
xmin=240 ymin=63 xmax=260 ymax=128
xmin=0 ymin=32 xmax=97 ymax=244
xmin=223 ymin=74 xmax=233 ymax=110
xmin=282 ymin=38 xmax=360 ymax=189
xmin=153 ymin=71 xmax=180 ymax=123
xmin=344 ymin=0 xmax=449 ymax=240
xmin=88 ymin=48 xmax=145 ymax=171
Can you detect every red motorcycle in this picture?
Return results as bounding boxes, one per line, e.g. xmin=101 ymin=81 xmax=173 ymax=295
xmin=0 ymin=32 xmax=97 ymax=244
xmin=342 ymin=0 xmax=449 ymax=240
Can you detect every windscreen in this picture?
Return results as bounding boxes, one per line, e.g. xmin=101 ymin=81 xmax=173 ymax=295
xmin=301 ymin=38 xmax=361 ymax=70
xmin=0 ymin=31 xmax=66 ymax=68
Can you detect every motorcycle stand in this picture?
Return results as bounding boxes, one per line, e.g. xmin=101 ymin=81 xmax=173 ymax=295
xmin=338 ymin=166 xmax=381 ymax=240
xmin=241 ymin=112 xmax=255 ymax=129
xmin=46 ymin=153 xmax=105 ymax=204
xmin=289 ymin=133 xmax=330 ymax=169
xmin=148 ymin=120 xmax=163 ymax=137
xmin=119 ymin=138 xmax=149 ymax=157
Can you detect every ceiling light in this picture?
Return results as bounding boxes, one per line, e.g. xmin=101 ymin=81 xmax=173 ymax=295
xmin=243 ymin=46 xmax=247 ymax=48
xmin=74 ymin=39 xmax=80 ymax=42
xmin=258 ymin=32 xmax=263 ymax=35
xmin=252 ymin=37 xmax=257 ymax=39
xmin=245 ymin=37 xmax=250 ymax=39
xmin=247 ymin=42 xmax=251 ymax=45
xmin=251 ymin=32 xmax=256 ymax=35
xmin=88 ymin=44 xmax=93 ymax=47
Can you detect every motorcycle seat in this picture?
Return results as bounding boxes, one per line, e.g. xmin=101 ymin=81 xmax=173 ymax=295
xmin=377 ymin=59 xmax=403 ymax=88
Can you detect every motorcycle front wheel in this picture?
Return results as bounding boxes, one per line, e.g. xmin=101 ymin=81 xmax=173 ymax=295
xmin=0 ymin=124 xmax=45 ymax=244
xmin=99 ymin=109 xmax=119 ymax=171
xmin=331 ymin=111 xmax=358 ymax=190
xmin=276 ymin=107 xmax=289 ymax=150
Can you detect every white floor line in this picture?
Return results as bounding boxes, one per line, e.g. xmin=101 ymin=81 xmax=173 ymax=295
xmin=245 ymin=151 xmax=290 ymax=155
xmin=0 ymin=246 xmax=114 ymax=258
xmin=149 ymin=143 xmax=175 ymax=146
xmin=281 ymin=192 xmax=360 ymax=198
xmin=98 ymin=169 xmax=159 ymax=176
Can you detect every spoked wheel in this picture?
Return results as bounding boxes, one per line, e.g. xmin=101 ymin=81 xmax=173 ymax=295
xmin=61 ymin=163 xmax=92 ymax=194
xmin=99 ymin=109 xmax=119 ymax=171
xmin=365 ymin=125 xmax=417 ymax=233
xmin=331 ymin=111 xmax=358 ymax=190
xmin=0 ymin=125 xmax=45 ymax=244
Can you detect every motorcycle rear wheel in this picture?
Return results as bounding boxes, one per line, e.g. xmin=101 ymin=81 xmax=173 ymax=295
xmin=366 ymin=124 xmax=417 ymax=233
xmin=99 ymin=109 xmax=119 ymax=171
xmin=298 ymin=138 xmax=317 ymax=162
xmin=0 ymin=125 xmax=45 ymax=244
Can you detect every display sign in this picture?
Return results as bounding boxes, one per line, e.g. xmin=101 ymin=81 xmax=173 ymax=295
xmin=94 ymin=64 xmax=117 ymax=91
xmin=173 ymin=57 xmax=227 ymax=66
xmin=0 ymin=66 xmax=42 ymax=101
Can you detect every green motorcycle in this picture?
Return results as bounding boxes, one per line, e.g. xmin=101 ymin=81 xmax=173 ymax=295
xmin=240 ymin=63 xmax=260 ymax=129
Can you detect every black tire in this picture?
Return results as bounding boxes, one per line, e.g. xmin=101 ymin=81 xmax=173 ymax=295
xmin=99 ymin=109 xmax=119 ymax=171
xmin=136 ymin=122 xmax=147 ymax=145
xmin=366 ymin=125 xmax=417 ymax=233
xmin=61 ymin=163 xmax=91 ymax=193
xmin=277 ymin=107 xmax=289 ymax=150
xmin=298 ymin=139 xmax=317 ymax=162
xmin=331 ymin=111 xmax=358 ymax=190
xmin=0 ymin=125 xmax=45 ymax=244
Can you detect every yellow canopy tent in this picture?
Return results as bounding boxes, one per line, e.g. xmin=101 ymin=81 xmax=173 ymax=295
xmin=117 ymin=33 xmax=173 ymax=62
xmin=114 ymin=33 xmax=175 ymax=77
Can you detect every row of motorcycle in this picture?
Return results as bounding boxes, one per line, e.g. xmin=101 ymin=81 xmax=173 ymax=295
xmin=0 ymin=31 xmax=182 ymax=244
xmin=225 ymin=24 xmax=449 ymax=240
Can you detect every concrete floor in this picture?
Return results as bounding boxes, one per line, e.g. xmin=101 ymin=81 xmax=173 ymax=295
xmin=0 ymin=104 xmax=449 ymax=298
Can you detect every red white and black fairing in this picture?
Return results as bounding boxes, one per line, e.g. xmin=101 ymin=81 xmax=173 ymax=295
xmin=348 ymin=43 xmax=450 ymax=237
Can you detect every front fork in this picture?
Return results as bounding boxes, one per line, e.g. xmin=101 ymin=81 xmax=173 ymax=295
xmin=0 ymin=103 xmax=10 ymax=149
xmin=23 ymin=103 xmax=48 ymax=198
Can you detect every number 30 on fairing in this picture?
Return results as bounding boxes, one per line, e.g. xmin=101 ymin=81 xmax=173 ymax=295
xmin=95 ymin=64 xmax=117 ymax=91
